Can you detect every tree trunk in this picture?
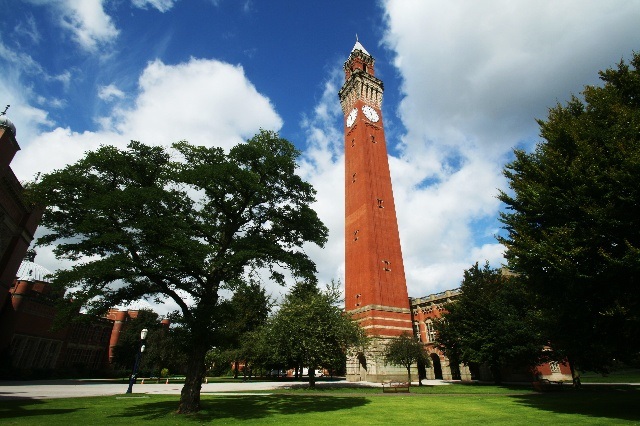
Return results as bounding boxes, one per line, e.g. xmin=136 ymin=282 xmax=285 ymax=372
xmin=490 ymin=365 xmax=502 ymax=384
xmin=568 ymin=356 xmax=581 ymax=388
xmin=178 ymin=342 xmax=207 ymax=414
xmin=233 ymin=360 xmax=239 ymax=379
xmin=308 ymin=367 xmax=316 ymax=389
xmin=406 ymin=365 xmax=412 ymax=385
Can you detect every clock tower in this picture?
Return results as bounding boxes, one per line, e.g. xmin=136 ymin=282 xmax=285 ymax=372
xmin=339 ymin=40 xmax=413 ymax=382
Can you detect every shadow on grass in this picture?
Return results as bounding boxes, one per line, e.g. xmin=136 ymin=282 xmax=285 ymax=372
xmin=114 ymin=395 xmax=369 ymax=421
xmin=0 ymin=397 xmax=83 ymax=419
xmin=510 ymin=386 xmax=640 ymax=422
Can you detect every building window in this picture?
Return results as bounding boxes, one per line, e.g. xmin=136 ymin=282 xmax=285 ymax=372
xmin=371 ymin=135 xmax=376 ymax=143
xmin=425 ymin=320 xmax=436 ymax=343
xmin=382 ymin=260 xmax=391 ymax=271
xmin=377 ymin=199 xmax=384 ymax=208
xmin=353 ymin=230 xmax=359 ymax=241
xmin=352 ymin=172 xmax=357 ymax=183
xmin=549 ymin=361 xmax=561 ymax=373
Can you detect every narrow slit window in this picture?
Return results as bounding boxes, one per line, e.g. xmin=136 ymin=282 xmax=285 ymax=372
xmin=377 ymin=198 xmax=384 ymax=208
xmin=353 ymin=230 xmax=359 ymax=241
xmin=370 ymin=135 xmax=376 ymax=143
xmin=382 ymin=260 xmax=391 ymax=271
xmin=351 ymin=138 xmax=355 ymax=147
xmin=352 ymin=172 xmax=357 ymax=183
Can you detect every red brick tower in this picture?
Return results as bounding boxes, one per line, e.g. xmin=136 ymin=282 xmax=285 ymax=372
xmin=339 ymin=40 xmax=413 ymax=381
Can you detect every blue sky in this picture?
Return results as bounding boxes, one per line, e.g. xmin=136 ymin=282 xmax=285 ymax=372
xmin=3 ymin=0 xmax=640 ymax=310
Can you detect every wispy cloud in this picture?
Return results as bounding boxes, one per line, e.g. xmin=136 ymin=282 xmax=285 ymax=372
xmin=131 ymin=0 xmax=180 ymax=13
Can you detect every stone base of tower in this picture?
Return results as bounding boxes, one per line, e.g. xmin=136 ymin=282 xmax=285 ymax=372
xmin=346 ymin=336 xmax=417 ymax=383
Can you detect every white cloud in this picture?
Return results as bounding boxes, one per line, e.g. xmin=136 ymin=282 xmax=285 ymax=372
xmin=109 ymin=58 xmax=282 ymax=150
xmin=131 ymin=0 xmax=179 ymax=13
xmin=26 ymin=0 xmax=119 ymax=51
xmin=371 ymin=0 xmax=640 ymax=296
xmin=13 ymin=57 xmax=282 ymax=181
xmin=98 ymin=84 xmax=125 ymax=101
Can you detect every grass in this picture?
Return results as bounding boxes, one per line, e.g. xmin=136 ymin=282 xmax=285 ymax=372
xmin=1 ymin=384 xmax=639 ymax=425
xmin=580 ymin=368 xmax=640 ymax=384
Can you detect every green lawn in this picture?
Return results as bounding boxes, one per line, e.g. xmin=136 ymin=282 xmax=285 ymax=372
xmin=580 ymin=369 xmax=640 ymax=384
xmin=1 ymin=386 xmax=638 ymax=425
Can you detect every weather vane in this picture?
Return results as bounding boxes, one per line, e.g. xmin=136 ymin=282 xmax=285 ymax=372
xmin=1 ymin=105 xmax=9 ymax=116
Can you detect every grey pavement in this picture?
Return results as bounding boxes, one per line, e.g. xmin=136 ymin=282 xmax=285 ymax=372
xmin=0 ymin=379 xmax=450 ymax=400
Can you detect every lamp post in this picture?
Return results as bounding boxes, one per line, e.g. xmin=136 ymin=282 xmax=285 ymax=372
xmin=125 ymin=328 xmax=148 ymax=394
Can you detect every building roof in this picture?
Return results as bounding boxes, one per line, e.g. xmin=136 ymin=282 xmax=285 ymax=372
xmin=351 ymin=39 xmax=370 ymax=56
xmin=16 ymin=260 xmax=53 ymax=283
xmin=0 ymin=115 xmax=17 ymax=137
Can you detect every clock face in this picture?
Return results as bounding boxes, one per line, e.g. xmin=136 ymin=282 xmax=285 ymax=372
xmin=362 ymin=105 xmax=379 ymax=122
xmin=346 ymin=108 xmax=358 ymax=127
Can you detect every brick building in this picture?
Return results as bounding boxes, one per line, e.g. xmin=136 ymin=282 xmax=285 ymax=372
xmin=0 ymin=253 xmax=113 ymax=374
xmin=411 ymin=289 xmax=572 ymax=382
xmin=0 ymin=251 xmax=164 ymax=377
xmin=0 ymin=111 xmax=42 ymax=318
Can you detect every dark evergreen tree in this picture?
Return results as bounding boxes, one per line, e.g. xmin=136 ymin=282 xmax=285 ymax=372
xmin=499 ymin=52 xmax=640 ymax=377
xmin=434 ymin=263 xmax=545 ymax=384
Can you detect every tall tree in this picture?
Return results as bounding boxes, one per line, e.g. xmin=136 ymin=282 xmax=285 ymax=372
xmin=27 ymin=130 xmax=328 ymax=413
xmin=498 ymin=52 xmax=640 ymax=376
xmin=434 ymin=263 xmax=545 ymax=383
xmin=265 ymin=281 xmax=366 ymax=388
xmin=383 ymin=332 xmax=430 ymax=385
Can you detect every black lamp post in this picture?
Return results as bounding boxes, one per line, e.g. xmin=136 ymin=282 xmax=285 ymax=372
xmin=125 ymin=328 xmax=148 ymax=394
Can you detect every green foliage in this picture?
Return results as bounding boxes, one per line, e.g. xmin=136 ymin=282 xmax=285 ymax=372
xmin=109 ymin=310 xmax=188 ymax=377
xmin=498 ymin=52 xmax=640 ymax=372
xmin=434 ymin=263 xmax=545 ymax=383
xmin=26 ymin=130 xmax=328 ymax=413
xmin=262 ymin=281 xmax=366 ymax=387
xmin=383 ymin=332 xmax=430 ymax=384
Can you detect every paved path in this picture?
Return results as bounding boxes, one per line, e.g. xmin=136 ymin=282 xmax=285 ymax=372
xmin=0 ymin=379 xmax=449 ymax=400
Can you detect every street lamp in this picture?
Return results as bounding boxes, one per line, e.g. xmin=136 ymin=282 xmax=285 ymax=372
xmin=125 ymin=328 xmax=148 ymax=394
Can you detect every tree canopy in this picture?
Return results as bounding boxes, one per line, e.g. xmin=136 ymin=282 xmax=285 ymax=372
xmin=27 ymin=130 xmax=328 ymax=413
xmin=434 ymin=263 xmax=545 ymax=383
xmin=263 ymin=281 xmax=366 ymax=388
xmin=383 ymin=332 xmax=430 ymax=385
xmin=498 ymin=52 xmax=640 ymax=373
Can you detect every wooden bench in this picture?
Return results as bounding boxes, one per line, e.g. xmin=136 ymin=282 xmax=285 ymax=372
xmin=382 ymin=381 xmax=410 ymax=393
xmin=532 ymin=379 xmax=567 ymax=392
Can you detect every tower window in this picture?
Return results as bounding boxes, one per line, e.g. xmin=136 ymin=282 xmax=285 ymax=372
xmin=351 ymin=139 xmax=355 ymax=147
xmin=353 ymin=230 xmax=359 ymax=241
xmin=382 ymin=260 xmax=391 ymax=271
xmin=356 ymin=293 xmax=361 ymax=307
xmin=370 ymin=135 xmax=376 ymax=143
xmin=352 ymin=173 xmax=357 ymax=183
xmin=377 ymin=199 xmax=384 ymax=208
